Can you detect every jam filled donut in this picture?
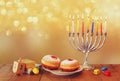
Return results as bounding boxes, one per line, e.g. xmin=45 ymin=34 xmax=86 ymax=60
xmin=41 ymin=55 xmax=60 ymax=70
xmin=60 ymin=58 xmax=80 ymax=72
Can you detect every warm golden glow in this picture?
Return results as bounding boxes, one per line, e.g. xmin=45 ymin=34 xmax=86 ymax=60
xmin=0 ymin=0 xmax=120 ymax=64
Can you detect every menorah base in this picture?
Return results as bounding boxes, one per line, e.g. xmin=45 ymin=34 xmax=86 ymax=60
xmin=82 ymin=64 xmax=94 ymax=70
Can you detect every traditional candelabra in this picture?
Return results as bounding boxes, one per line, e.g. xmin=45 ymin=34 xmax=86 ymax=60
xmin=67 ymin=14 xmax=107 ymax=70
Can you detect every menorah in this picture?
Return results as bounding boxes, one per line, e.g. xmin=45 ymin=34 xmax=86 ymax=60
xmin=68 ymin=15 xmax=107 ymax=70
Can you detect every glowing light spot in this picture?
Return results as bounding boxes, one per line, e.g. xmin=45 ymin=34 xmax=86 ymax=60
xmin=23 ymin=7 xmax=28 ymax=14
xmin=13 ymin=20 xmax=20 ymax=27
xmin=31 ymin=0 xmax=37 ymax=3
xmin=27 ymin=16 xmax=38 ymax=23
xmin=51 ymin=1 xmax=59 ymax=8
xmin=1 ymin=8 xmax=7 ymax=15
xmin=6 ymin=1 xmax=12 ymax=7
xmin=91 ymin=0 xmax=96 ymax=3
xmin=21 ymin=26 xmax=27 ymax=32
xmin=27 ymin=16 xmax=33 ymax=23
xmin=6 ymin=30 xmax=12 ymax=36
xmin=100 ymin=16 xmax=103 ymax=20
xmin=32 ymin=17 xmax=38 ymax=23
xmin=85 ymin=7 xmax=91 ymax=15
xmin=0 ymin=0 xmax=5 ymax=6
xmin=113 ymin=5 xmax=119 ymax=11
xmin=16 ymin=2 xmax=24 ymax=7
xmin=38 ymin=33 xmax=43 ymax=37
xmin=42 ymin=6 xmax=48 ymax=12
xmin=46 ymin=13 xmax=53 ymax=18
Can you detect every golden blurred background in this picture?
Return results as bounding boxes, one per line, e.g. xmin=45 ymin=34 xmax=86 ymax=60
xmin=0 ymin=0 xmax=120 ymax=64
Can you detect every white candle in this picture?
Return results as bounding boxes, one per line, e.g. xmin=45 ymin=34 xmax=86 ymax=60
xmin=72 ymin=15 xmax=74 ymax=33
xmin=81 ymin=14 xmax=84 ymax=34
xmin=77 ymin=15 xmax=80 ymax=33
xmin=68 ymin=15 xmax=71 ymax=33
xmin=104 ymin=17 xmax=107 ymax=33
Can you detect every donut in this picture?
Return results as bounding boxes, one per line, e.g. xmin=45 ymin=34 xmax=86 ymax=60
xmin=60 ymin=58 xmax=80 ymax=72
xmin=41 ymin=55 xmax=60 ymax=70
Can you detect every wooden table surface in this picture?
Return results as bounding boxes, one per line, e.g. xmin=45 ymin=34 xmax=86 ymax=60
xmin=0 ymin=64 xmax=120 ymax=81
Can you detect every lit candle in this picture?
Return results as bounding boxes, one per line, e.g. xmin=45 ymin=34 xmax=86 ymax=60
xmin=68 ymin=15 xmax=71 ymax=33
xmin=77 ymin=15 xmax=80 ymax=33
xmin=104 ymin=17 xmax=107 ymax=33
xmin=100 ymin=22 xmax=102 ymax=35
xmin=100 ymin=16 xmax=103 ymax=35
xmin=96 ymin=20 xmax=99 ymax=34
xmin=72 ymin=15 xmax=74 ymax=33
xmin=87 ymin=16 xmax=90 ymax=32
xmin=82 ymin=14 xmax=84 ymax=34
xmin=68 ymin=22 xmax=70 ymax=33
xmin=82 ymin=21 xmax=84 ymax=34
xmin=91 ymin=19 xmax=94 ymax=33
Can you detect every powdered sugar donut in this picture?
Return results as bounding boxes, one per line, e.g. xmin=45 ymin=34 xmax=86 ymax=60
xmin=41 ymin=55 xmax=60 ymax=70
xmin=60 ymin=58 xmax=80 ymax=72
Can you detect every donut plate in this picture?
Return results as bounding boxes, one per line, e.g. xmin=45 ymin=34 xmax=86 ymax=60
xmin=42 ymin=65 xmax=83 ymax=76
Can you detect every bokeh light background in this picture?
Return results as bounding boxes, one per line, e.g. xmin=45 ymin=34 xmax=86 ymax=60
xmin=0 ymin=0 xmax=120 ymax=64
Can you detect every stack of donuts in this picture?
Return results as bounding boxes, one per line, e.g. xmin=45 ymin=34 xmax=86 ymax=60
xmin=41 ymin=55 xmax=80 ymax=72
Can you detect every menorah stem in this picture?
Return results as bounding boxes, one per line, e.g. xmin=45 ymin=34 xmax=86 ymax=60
xmin=85 ymin=33 xmax=89 ymax=51
xmin=83 ymin=52 xmax=89 ymax=65
xmin=82 ymin=52 xmax=94 ymax=70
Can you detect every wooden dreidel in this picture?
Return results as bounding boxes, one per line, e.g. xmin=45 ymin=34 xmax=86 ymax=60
xmin=103 ymin=70 xmax=111 ymax=76
xmin=32 ymin=67 xmax=39 ymax=74
xmin=93 ymin=69 xmax=100 ymax=75
xmin=12 ymin=58 xmax=26 ymax=75
xmin=101 ymin=67 xmax=108 ymax=72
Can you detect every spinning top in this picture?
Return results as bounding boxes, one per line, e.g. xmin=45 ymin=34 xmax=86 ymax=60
xmin=103 ymin=70 xmax=111 ymax=76
xmin=93 ymin=69 xmax=100 ymax=75
xmin=101 ymin=67 xmax=108 ymax=72
xmin=32 ymin=67 xmax=39 ymax=74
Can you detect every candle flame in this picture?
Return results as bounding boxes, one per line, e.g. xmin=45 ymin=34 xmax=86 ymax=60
xmin=72 ymin=15 xmax=74 ymax=20
xmin=105 ymin=16 xmax=107 ymax=21
xmin=77 ymin=14 xmax=80 ymax=19
xmin=100 ymin=16 xmax=103 ymax=20
xmin=81 ymin=14 xmax=84 ymax=19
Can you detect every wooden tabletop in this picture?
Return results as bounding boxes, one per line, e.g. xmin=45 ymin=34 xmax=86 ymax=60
xmin=0 ymin=64 xmax=120 ymax=81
